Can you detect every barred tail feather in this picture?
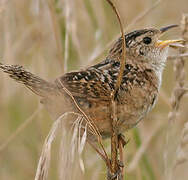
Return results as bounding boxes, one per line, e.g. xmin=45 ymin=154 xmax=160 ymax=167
xmin=0 ymin=63 xmax=56 ymax=97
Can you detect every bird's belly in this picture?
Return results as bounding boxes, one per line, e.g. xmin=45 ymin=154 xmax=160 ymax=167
xmin=117 ymin=87 xmax=158 ymax=132
xmin=83 ymin=86 xmax=158 ymax=139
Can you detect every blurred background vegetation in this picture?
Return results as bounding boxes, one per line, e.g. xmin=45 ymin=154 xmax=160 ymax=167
xmin=0 ymin=0 xmax=188 ymax=179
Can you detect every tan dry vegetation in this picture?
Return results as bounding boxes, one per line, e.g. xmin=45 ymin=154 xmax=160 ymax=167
xmin=0 ymin=0 xmax=188 ymax=180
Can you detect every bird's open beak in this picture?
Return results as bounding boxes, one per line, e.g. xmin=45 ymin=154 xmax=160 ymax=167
xmin=156 ymin=24 xmax=184 ymax=48
xmin=160 ymin=24 xmax=179 ymax=33
xmin=156 ymin=39 xmax=184 ymax=49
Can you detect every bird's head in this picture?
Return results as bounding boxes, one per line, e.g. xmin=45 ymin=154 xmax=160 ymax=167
xmin=109 ymin=25 xmax=183 ymax=69
xmin=125 ymin=25 xmax=183 ymax=67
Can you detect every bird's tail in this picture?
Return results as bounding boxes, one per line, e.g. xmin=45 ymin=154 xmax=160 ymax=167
xmin=0 ymin=63 xmax=57 ymax=97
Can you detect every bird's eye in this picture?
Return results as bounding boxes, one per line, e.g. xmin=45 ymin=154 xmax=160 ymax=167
xmin=143 ymin=37 xmax=152 ymax=44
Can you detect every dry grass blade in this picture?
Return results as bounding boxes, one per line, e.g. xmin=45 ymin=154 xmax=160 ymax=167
xmin=58 ymin=114 xmax=87 ymax=180
xmin=47 ymin=0 xmax=64 ymax=70
xmin=105 ymin=0 xmax=126 ymax=96
xmin=57 ymin=79 xmax=110 ymax=167
xmin=168 ymin=53 xmax=188 ymax=60
xmin=173 ymin=122 xmax=188 ymax=171
xmin=164 ymin=14 xmax=188 ymax=180
xmin=61 ymin=0 xmax=84 ymax=63
xmin=70 ymin=116 xmax=83 ymax=162
xmin=57 ymin=115 xmax=83 ymax=180
xmin=169 ymin=14 xmax=188 ymax=180
xmin=78 ymin=122 xmax=87 ymax=172
xmin=35 ymin=112 xmax=80 ymax=180
xmin=57 ymin=80 xmax=98 ymax=136
xmin=63 ymin=0 xmax=70 ymax=73
xmin=70 ymin=115 xmax=87 ymax=172
xmin=0 ymin=106 xmax=42 ymax=153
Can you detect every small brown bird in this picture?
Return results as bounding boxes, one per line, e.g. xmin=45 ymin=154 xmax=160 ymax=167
xmin=0 ymin=25 xmax=182 ymax=141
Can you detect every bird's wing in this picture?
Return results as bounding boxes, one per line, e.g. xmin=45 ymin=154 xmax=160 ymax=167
xmin=56 ymin=69 xmax=112 ymax=103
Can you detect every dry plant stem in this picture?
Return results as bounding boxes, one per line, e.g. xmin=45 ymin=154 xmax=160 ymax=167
xmin=110 ymin=99 xmax=119 ymax=176
xmin=173 ymin=122 xmax=188 ymax=171
xmin=164 ymin=14 xmax=187 ymax=179
xmin=47 ymin=0 xmax=64 ymax=71
xmin=105 ymin=0 xmax=126 ymax=179
xmin=64 ymin=0 xmax=71 ymax=73
xmin=0 ymin=106 xmax=42 ymax=153
xmin=105 ymin=0 xmax=126 ymax=95
xmin=169 ymin=14 xmax=187 ymax=122
xmin=118 ymin=136 xmax=125 ymax=179
xmin=87 ymin=0 xmax=162 ymax=66
xmin=170 ymin=14 xmax=188 ymax=179
xmin=64 ymin=18 xmax=69 ymax=73
xmin=57 ymin=79 xmax=111 ymax=168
